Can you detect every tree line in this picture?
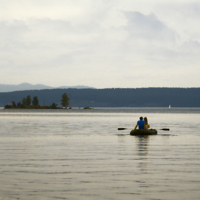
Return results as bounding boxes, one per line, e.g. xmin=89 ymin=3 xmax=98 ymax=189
xmin=5 ymin=93 xmax=70 ymax=109
xmin=1 ymin=88 xmax=200 ymax=107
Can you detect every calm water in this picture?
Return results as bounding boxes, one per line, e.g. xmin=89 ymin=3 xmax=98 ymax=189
xmin=0 ymin=108 xmax=200 ymax=200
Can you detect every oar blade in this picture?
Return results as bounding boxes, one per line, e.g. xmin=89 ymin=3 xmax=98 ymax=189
xmin=118 ymin=128 xmax=127 ymax=130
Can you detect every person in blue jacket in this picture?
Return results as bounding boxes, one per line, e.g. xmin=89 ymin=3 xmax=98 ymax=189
xmin=134 ymin=117 xmax=147 ymax=130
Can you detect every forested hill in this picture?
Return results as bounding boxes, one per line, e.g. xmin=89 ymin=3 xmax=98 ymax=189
xmin=0 ymin=88 xmax=200 ymax=107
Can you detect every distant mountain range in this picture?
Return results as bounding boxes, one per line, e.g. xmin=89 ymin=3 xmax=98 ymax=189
xmin=0 ymin=83 xmax=94 ymax=92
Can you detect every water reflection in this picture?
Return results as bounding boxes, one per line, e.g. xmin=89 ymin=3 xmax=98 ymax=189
xmin=135 ymin=136 xmax=149 ymax=171
xmin=136 ymin=136 xmax=149 ymax=157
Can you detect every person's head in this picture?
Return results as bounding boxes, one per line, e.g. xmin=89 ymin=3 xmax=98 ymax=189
xmin=144 ymin=117 xmax=148 ymax=124
xmin=139 ymin=116 xmax=143 ymax=120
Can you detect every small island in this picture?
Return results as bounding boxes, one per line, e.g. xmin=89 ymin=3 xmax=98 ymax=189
xmin=83 ymin=106 xmax=92 ymax=109
xmin=4 ymin=93 xmax=70 ymax=109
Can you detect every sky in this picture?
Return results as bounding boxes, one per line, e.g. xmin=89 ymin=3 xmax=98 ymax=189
xmin=0 ymin=0 xmax=200 ymax=88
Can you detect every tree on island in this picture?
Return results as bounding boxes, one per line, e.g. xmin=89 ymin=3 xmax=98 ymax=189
xmin=32 ymin=96 xmax=39 ymax=106
xmin=17 ymin=102 xmax=22 ymax=107
xmin=12 ymin=101 xmax=16 ymax=108
xmin=61 ymin=93 xmax=70 ymax=108
xmin=21 ymin=95 xmax=31 ymax=106
xmin=22 ymin=97 xmax=27 ymax=106
xmin=51 ymin=103 xmax=58 ymax=109
xmin=26 ymin=95 xmax=31 ymax=106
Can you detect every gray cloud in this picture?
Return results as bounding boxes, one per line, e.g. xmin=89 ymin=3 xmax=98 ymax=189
xmin=123 ymin=11 xmax=179 ymax=42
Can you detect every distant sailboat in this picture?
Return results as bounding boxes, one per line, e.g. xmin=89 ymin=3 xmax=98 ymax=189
xmin=169 ymin=105 xmax=171 ymax=108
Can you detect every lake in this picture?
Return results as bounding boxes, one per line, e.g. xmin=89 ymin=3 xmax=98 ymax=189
xmin=0 ymin=108 xmax=200 ymax=200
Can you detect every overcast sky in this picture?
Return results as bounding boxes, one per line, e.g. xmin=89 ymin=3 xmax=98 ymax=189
xmin=0 ymin=0 xmax=200 ymax=88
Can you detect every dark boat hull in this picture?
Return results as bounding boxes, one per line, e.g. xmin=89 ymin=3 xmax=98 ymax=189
xmin=130 ymin=129 xmax=157 ymax=136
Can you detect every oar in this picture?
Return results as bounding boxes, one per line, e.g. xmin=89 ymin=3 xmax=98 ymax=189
xmin=118 ymin=128 xmax=128 ymax=130
xmin=118 ymin=128 xmax=170 ymax=131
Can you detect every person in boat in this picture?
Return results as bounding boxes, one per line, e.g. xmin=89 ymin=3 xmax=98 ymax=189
xmin=144 ymin=117 xmax=150 ymax=130
xmin=134 ymin=117 xmax=148 ymax=130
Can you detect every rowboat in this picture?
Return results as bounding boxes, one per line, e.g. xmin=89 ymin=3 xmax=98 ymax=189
xmin=130 ymin=129 xmax=157 ymax=136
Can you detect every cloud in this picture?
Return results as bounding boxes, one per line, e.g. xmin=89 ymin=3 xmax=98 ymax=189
xmin=0 ymin=19 xmax=72 ymax=70
xmin=181 ymin=40 xmax=200 ymax=53
xmin=0 ymin=1 xmax=200 ymax=88
xmin=123 ymin=11 xmax=179 ymax=42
